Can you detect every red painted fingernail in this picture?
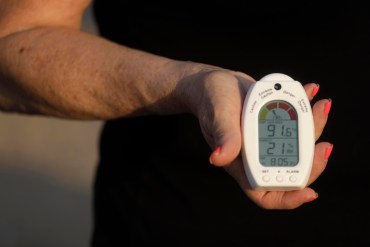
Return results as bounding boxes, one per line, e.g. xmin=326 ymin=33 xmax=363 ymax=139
xmin=324 ymin=144 xmax=334 ymax=160
xmin=305 ymin=193 xmax=319 ymax=203
xmin=311 ymin=84 xmax=320 ymax=97
xmin=324 ymin=98 xmax=332 ymax=116
xmin=209 ymin=146 xmax=222 ymax=164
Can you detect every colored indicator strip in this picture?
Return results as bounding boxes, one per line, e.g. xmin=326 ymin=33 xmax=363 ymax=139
xmin=259 ymin=101 xmax=297 ymax=120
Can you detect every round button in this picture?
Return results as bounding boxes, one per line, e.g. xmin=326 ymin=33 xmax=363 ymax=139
xmin=276 ymin=175 xmax=284 ymax=182
xmin=274 ymin=83 xmax=282 ymax=90
xmin=289 ymin=175 xmax=297 ymax=182
xmin=262 ymin=175 xmax=270 ymax=182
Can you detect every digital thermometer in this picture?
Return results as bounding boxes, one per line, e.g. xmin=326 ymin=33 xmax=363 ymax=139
xmin=241 ymin=73 xmax=315 ymax=191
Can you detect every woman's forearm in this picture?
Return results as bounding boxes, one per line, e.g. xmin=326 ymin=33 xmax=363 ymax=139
xmin=0 ymin=27 xmax=198 ymax=119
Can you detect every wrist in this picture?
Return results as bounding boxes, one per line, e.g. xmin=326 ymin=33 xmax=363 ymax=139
xmin=147 ymin=59 xmax=206 ymax=115
xmin=167 ymin=60 xmax=221 ymax=116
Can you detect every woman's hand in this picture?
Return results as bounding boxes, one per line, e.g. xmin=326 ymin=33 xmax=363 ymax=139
xmin=185 ymin=67 xmax=332 ymax=209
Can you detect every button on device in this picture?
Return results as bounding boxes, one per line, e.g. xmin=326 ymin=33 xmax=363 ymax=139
xmin=289 ymin=175 xmax=297 ymax=182
xmin=262 ymin=175 xmax=270 ymax=182
xmin=276 ymin=175 xmax=283 ymax=183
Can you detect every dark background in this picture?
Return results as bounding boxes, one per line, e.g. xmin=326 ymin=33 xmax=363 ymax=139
xmin=93 ymin=1 xmax=370 ymax=245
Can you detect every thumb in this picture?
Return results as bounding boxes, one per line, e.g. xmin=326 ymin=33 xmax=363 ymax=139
xmin=198 ymin=71 xmax=254 ymax=167
xmin=208 ymin=114 xmax=242 ymax=167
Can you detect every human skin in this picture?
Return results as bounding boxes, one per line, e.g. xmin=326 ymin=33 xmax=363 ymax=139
xmin=0 ymin=0 xmax=332 ymax=209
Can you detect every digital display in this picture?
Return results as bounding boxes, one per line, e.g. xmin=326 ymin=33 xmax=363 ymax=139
xmin=258 ymin=100 xmax=298 ymax=167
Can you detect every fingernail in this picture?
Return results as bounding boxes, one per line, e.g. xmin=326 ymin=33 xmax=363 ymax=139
xmin=305 ymin=193 xmax=319 ymax=203
xmin=324 ymin=98 xmax=332 ymax=116
xmin=209 ymin=146 xmax=221 ymax=164
xmin=324 ymin=144 xmax=334 ymax=160
xmin=311 ymin=84 xmax=320 ymax=97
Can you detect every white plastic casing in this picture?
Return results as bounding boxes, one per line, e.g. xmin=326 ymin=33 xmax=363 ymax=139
xmin=241 ymin=73 xmax=315 ymax=191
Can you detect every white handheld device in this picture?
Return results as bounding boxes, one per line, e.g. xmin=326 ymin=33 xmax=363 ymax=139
xmin=241 ymin=73 xmax=315 ymax=191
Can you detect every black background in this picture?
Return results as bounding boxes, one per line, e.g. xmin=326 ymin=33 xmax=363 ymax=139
xmin=92 ymin=1 xmax=370 ymax=246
